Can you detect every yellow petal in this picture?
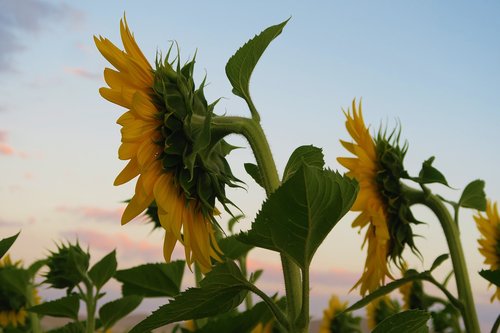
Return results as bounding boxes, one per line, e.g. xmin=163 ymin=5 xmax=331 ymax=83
xmin=114 ymin=158 xmax=140 ymax=185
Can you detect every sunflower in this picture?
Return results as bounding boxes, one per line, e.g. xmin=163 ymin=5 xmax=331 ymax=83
xmin=320 ymin=295 xmax=361 ymax=333
xmin=366 ymin=296 xmax=400 ymax=330
xmin=0 ymin=255 xmax=34 ymax=329
xmin=95 ymin=17 xmax=239 ymax=272
xmin=398 ymin=266 xmax=425 ymax=310
xmin=338 ymin=100 xmax=418 ymax=295
xmin=474 ymin=200 xmax=500 ymax=302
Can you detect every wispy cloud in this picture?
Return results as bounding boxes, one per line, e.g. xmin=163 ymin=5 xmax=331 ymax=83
xmin=60 ymin=228 xmax=171 ymax=264
xmin=64 ymin=67 xmax=99 ymax=80
xmin=0 ymin=0 xmax=83 ymax=73
xmin=55 ymin=205 xmax=124 ymax=223
xmin=0 ymin=130 xmax=14 ymax=155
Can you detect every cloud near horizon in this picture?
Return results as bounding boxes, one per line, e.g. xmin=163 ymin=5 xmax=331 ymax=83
xmin=55 ymin=205 xmax=124 ymax=223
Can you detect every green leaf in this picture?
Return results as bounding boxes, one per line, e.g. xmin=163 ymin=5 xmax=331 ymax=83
xmin=244 ymin=163 xmax=264 ymax=188
xmin=225 ymin=19 xmax=289 ymax=118
xmin=45 ymin=322 xmax=85 ymax=333
xmin=430 ymin=254 xmax=449 ymax=272
xmin=115 ymin=260 xmax=184 ymax=297
xmin=28 ymin=294 xmax=80 ymax=320
xmin=282 ymin=145 xmax=324 ymax=182
xmin=218 ymin=235 xmax=253 ymax=260
xmin=479 ymin=269 xmax=500 ymax=287
xmin=195 ymin=301 xmax=271 ymax=333
xmin=372 ymin=310 xmax=430 ymax=333
xmin=417 ymin=157 xmax=448 ymax=186
xmin=345 ymin=272 xmax=427 ymax=312
xmin=240 ymin=165 xmax=358 ymax=269
xmin=249 ymin=269 xmax=263 ymax=284
xmin=99 ymin=295 xmax=143 ymax=330
xmin=458 ymin=179 xmax=486 ymax=211
xmin=88 ymin=249 xmax=117 ymax=290
xmin=0 ymin=231 xmax=20 ymax=259
xmin=129 ymin=262 xmax=249 ymax=333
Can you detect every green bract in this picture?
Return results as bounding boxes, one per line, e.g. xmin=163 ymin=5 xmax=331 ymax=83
xmin=153 ymin=54 xmax=241 ymax=219
xmin=375 ymin=130 xmax=420 ymax=264
xmin=44 ymin=242 xmax=90 ymax=290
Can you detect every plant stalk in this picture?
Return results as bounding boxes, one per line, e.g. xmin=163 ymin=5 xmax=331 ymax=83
xmin=404 ymin=185 xmax=480 ymax=333
xmin=212 ymin=116 xmax=304 ymax=331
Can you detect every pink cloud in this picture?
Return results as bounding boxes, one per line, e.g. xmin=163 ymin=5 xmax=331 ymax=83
xmin=55 ymin=205 xmax=124 ymax=223
xmin=60 ymin=228 xmax=173 ymax=264
xmin=0 ymin=130 xmax=7 ymax=142
xmin=0 ymin=143 xmax=14 ymax=155
xmin=64 ymin=67 xmax=99 ymax=80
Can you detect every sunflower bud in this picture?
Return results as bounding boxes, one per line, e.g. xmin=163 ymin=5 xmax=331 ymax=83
xmin=0 ymin=255 xmax=30 ymax=328
xmin=366 ymin=296 xmax=400 ymax=330
xmin=44 ymin=242 xmax=90 ymax=290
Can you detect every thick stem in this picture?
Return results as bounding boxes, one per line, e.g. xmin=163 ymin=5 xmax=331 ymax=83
xmin=404 ymin=186 xmax=480 ymax=333
xmin=84 ymin=284 xmax=96 ymax=333
xmin=26 ymin=284 xmax=42 ymax=333
xmin=212 ymin=116 xmax=304 ymax=331
xmin=296 ymin=268 xmax=309 ymax=333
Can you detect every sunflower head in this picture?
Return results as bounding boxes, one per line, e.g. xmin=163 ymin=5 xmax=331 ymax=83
xmin=366 ymin=296 xmax=400 ymax=330
xmin=474 ymin=199 xmax=500 ymax=302
xmin=95 ymin=17 xmax=240 ymax=272
xmin=0 ymin=255 xmax=29 ymax=329
xmin=319 ymin=295 xmax=361 ymax=333
xmin=337 ymin=100 xmax=418 ymax=295
xmin=44 ymin=242 xmax=90 ymax=290
xmin=398 ymin=267 xmax=425 ymax=310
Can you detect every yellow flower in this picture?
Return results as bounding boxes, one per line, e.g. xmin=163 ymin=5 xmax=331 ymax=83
xmin=95 ymin=17 xmax=239 ymax=272
xmin=366 ymin=296 xmax=399 ymax=330
xmin=338 ymin=100 xmax=417 ymax=295
xmin=474 ymin=200 xmax=500 ymax=302
xmin=0 ymin=255 xmax=33 ymax=328
xmin=320 ymin=295 xmax=346 ymax=333
xmin=320 ymin=295 xmax=361 ymax=333
xmin=337 ymin=101 xmax=391 ymax=295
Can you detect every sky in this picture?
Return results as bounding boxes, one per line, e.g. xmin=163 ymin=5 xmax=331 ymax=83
xmin=1 ymin=0 xmax=499 ymax=330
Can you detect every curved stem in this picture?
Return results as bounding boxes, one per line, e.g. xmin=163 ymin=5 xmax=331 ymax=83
xmin=404 ymin=185 xmax=480 ymax=333
xmin=249 ymin=284 xmax=290 ymax=331
xmin=212 ymin=116 xmax=303 ymax=331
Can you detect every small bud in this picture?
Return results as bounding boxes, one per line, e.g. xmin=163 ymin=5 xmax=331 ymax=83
xmin=44 ymin=242 xmax=90 ymax=290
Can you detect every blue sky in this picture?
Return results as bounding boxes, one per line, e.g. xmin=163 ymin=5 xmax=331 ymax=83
xmin=1 ymin=0 xmax=499 ymax=329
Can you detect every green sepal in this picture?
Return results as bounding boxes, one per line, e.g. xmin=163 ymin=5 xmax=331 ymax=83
xmin=372 ymin=310 xmax=430 ymax=333
xmin=225 ymin=19 xmax=289 ymax=120
xmin=479 ymin=269 xmax=500 ymax=287
xmin=218 ymin=235 xmax=253 ymax=260
xmin=227 ymin=214 xmax=244 ymax=234
xmin=416 ymin=157 xmax=449 ymax=186
xmin=114 ymin=261 xmax=184 ymax=297
xmin=28 ymin=259 xmax=48 ymax=279
xmin=88 ymin=249 xmax=117 ymax=290
xmin=282 ymin=145 xmax=324 ymax=182
xmin=240 ymin=164 xmax=358 ymax=270
xmin=244 ymin=163 xmax=264 ymax=188
xmin=458 ymin=179 xmax=487 ymax=211
xmin=99 ymin=295 xmax=143 ymax=330
xmin=0 ymin=231 xmax=20 ymax=259
xmin=129 ymin=261 xmax=250 ymax=333
xmin=27 ymin=294 xmax=80 ymax=320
